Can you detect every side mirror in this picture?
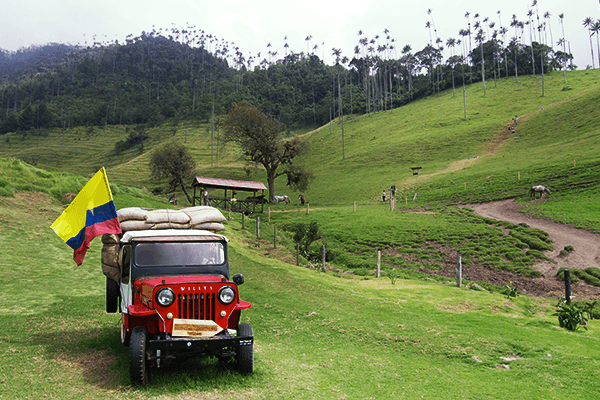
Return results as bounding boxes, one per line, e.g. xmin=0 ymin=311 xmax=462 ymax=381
xmin=233 ymin=274 xmax=244 ymax=286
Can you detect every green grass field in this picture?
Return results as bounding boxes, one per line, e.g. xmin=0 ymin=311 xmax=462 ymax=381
xmin=1 ymin=187 xmax=600 ymax=399
xmin=1 ymin=70 xmax=600 ymax=398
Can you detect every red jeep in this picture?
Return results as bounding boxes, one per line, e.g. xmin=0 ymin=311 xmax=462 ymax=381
xmin=105 ymin=229 xmax=253 ymax=385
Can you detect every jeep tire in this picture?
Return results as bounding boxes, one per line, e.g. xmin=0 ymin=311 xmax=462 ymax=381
xmin=236 ymin=323 xmax=254 ymax=374
xmin=106 ymin=277 xmax=119 ymax=313
xmin=129 ymin=326 xmax=150 ymax=385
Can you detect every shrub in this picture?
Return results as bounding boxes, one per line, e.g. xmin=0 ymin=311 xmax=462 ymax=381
xmin=555 ymin=297 xmax=588 ymax=331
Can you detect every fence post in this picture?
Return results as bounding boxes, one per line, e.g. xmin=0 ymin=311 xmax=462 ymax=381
xmin=377 ymin=250 xmax=381 ymax=278
xmin=564 ymin=269 xmax=572 ymax=305
xmin=464 ymin=182 xmax=466 ymax=190
xmin=296 ymin=243 xmax=300 ymax=266
xmin=268 ymin=207 xmax=271 ymax=222
xmin=256 ymin=217 xmax=260 ymax=239
xmin=321 ymin=244 xmax=326 ymax=272
xmin=456 ymin=256 xmax=462 ymax=287
xmin=273 ymin=226 xmax=277 ymax=248
xmin=353 ymin=201 xmax=356 ymax=213
xmin=518 ymin=172 xmax=520 ymax=180
xmin=242 ymin=212 xmax=245 ymax=229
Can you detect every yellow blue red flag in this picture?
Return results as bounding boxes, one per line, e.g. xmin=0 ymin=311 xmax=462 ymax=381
xmin=50 ymin=167 xmax=122 ymax=265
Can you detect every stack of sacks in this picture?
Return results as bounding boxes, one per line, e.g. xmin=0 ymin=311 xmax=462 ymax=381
xmin=100 ymin=206 xmax=226 ymax=282
xmin=101 ymin=233 xmax=122 ymax=282
xmin=116 ymin=206 xmax=226 ymax=232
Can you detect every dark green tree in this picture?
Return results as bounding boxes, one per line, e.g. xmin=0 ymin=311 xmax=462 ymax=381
xmin=148 ymin=141 xmax=196 ymax=203
xmin=18 ymin=105 xmax=35 ymax=131
xmin=221 ymin=103 xmax=312 ymax=202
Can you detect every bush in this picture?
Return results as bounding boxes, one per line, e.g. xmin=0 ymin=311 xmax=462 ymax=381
xmin=555 ymin=297 xmax=588 ymax=331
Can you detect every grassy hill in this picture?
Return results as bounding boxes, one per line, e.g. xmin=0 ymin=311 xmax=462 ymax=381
xmin=1 ymin=177 xmax=600 ymax=399
xmin=2 ymin=70 xmax=600 ymax=397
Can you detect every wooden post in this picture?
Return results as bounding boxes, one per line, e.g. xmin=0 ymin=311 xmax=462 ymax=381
xmin=574 ymin=159 xmax=576 ymax=168
xmin=242 ymin=212 xmax=245 ymax=229
xmin=518 ymin=172 xmax=520 ymax=180
xmin=256 ymin=217 xmax=260 ymax=239
xmin=353 ymin=201 xmax=356 ymax=212
xmin=456 ymin=257 xmax=462 ymax=287
xmin=321 ymin=244 xmax=326 ymax=272
xmin=274 ymin=226 xmax=277 ymax=248
xmin=565 ymin=269 xmax=572 ymax=305
xmin=228 ymin=207 xmax=231 ymax=220
xmin=377 ymin=250 xmax=381 ymax=278
xmin=296 ymin=243 xmax=300 ymax=266
xmin=405 ymin=196 xmax=408 ymax=206
xmin=464 ymin=182 xmax=467 ymax=190
xmin=268 ymin=207 xmax=271 ymax=222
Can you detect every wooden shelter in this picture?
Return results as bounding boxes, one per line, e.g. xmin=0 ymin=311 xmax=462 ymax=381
xmin=409 ymin=166 xmax=422 ymax=176
xmin=191 ymin=177 xmax=268 ymax=214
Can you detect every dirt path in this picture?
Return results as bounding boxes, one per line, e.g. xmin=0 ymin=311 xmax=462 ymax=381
xmin=470 ymin=199 xmax=600 ymax=299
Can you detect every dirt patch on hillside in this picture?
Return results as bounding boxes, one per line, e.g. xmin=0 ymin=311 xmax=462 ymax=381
xmin=467 ymin=199 xmax=600 ymax=299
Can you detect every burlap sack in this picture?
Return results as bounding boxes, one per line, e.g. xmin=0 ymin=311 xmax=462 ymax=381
xmin=102 ymin=233 xmax=121 ymax=244
xmin=117 ymin=207 xmax=147 ymax=222
xmin=191 ymin=222 xmax=226 ymax=232
xmin=153 ymin=222 xmax=191 ymax=230
xmin=101 ymin=243 xmax=121 ymax=267
xmin=182 ymin=206 xmax=226 ymax=225
xmin=121 ymin=220 xmax=155 ymax=232
xmin=102 ymin=262 xmax=120 ymax=282
xmin=146 ymin=209 xmax=190 ymax=224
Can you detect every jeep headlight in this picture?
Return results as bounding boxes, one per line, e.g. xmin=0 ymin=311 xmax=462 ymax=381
xmin=156 ymin=287 xmax=175 ymax=307
xmin=218 ymin=286 xmax=236 ymax=305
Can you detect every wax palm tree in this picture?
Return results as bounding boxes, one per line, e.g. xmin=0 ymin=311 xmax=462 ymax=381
xmin=465 ymin=12 xmax=473 ymax=83
xmin=475 ymin=28 xmax=486 ymax=96
xmin=527 ymin=9 xmax=536 ymax=75
xmin=583 ymin=17 xmax=596 ymax=69
xmin=447 ymin=37 xmax=457 ymax=95
xmin=510 ymin=15 xmax=520 ymax=82
xmin=592 ymin=20 xmax=600 ymax=70
xmin=558 ymin=13 xmax=567 ymax=81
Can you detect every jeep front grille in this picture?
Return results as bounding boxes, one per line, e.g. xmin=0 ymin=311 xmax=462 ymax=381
xmin=177 ymin=293 xmax=215 ymax=320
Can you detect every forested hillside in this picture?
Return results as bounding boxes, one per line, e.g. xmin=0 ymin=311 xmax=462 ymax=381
xmin=1 ymin=26 xmax=568 ymax=135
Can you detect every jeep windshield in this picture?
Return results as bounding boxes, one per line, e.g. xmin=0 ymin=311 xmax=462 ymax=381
xmin=134 ymin=242 xmax=225 ymax=267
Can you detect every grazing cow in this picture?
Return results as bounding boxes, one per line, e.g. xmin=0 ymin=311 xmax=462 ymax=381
xmin=529 ymin=185 xmax=552 ymax=199
xmin=273 ymin=195 xmax=290 ymax=204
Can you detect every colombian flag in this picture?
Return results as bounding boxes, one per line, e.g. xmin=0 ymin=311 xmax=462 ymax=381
xmin=51 ymin=167 xmax=122 ymax=266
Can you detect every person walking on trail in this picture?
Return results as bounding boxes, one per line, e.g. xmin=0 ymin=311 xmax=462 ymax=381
xmin=390 ymin=185 xmax=396 ymax=198
xmin=382 ymin=190 xmax=386 ymax=202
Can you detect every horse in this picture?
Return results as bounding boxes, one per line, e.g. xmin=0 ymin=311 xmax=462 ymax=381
xmin=273 ymin=195 xmax=290 ymax=204
xmin=529 ymin=185 xmax=551 ymax=199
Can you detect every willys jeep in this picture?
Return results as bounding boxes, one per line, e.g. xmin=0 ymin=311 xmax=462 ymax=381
xmin=105 ymin=229 xmax=253 ymax=385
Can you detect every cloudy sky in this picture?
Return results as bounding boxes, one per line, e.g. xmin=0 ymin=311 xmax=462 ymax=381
xmin=2 ymin=0 xmax=599 ymax=69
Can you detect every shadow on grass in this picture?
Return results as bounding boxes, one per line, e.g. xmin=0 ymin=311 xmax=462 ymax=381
xmin=28 ymin=299 xmax=264 ymax=394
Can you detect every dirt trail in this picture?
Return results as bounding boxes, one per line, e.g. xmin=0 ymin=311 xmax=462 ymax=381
xmin=470 ymin=199 xmax=600 ymax=299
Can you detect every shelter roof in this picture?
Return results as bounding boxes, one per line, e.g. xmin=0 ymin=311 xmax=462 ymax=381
xmin=192 ymin=177 xmax=267 ymax=192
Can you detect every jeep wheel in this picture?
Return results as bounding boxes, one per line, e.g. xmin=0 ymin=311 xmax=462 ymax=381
xmin=236 ymin=323 xmax=254 ymax=374
xmin=106 ymin=277 xmax=119 ymax=313
xmin=129 ymin=326 xmax=150 ymax=385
